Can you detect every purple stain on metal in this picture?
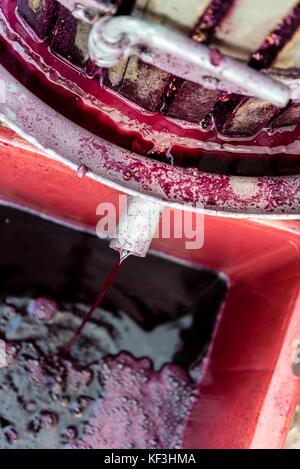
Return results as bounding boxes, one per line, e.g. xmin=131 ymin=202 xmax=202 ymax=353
xmin=0 ymin=65 xmax=299 ymax=217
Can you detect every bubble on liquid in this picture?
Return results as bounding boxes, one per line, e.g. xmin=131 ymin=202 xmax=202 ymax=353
xmin=59 ymin=395 xmax=71 ymax=408
xmin=27 ymin=298 xmax=58 ymax=323
xmin=72 ymin=353 xmax=196 ymax=449
xmin=4 ymin=426 xmax=19 ymax=444
xmin=40 ymin=410 xmax=59 ymax=429
xmin=71 ymin=396 xmax=92 ymax=417
xmin=24 ymin=401 xmax=37 ymax=413
xmin=61 ymin=426 xmax=78 ymax=442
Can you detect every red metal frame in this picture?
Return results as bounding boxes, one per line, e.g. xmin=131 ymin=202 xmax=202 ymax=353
xmin=0 ymin=126 xmax=300 ymax=448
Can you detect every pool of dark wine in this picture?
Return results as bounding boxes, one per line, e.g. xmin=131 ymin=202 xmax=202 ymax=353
xmin=0 ymin=206 xmax=227 ymax=449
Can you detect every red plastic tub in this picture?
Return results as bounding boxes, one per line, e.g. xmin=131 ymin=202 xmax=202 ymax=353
xmin=0 ymin=126 xmax=299 ymax=448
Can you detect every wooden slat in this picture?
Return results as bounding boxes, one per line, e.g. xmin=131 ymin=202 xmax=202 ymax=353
xmin=214 ymin=0 xmax=298 ymax=61
xmin=51 ymin=6 xmax=91 ymax=68
xmin=17 ymin=0 xmax=58 ymax=39
xmin=272 ymin=102 xmax=300 ymax=127
xmin=117 ymin=57 xmax=169 ymax=111
xmin=144 ymin=0 xmax=211 ymax=31
xmin=167 ymin=82 xmax=220 ymax=124
xmin=274 ymin=28 xmax=300 ymax=69
xmin=219 ymin=98 xmax=279 ymax=136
